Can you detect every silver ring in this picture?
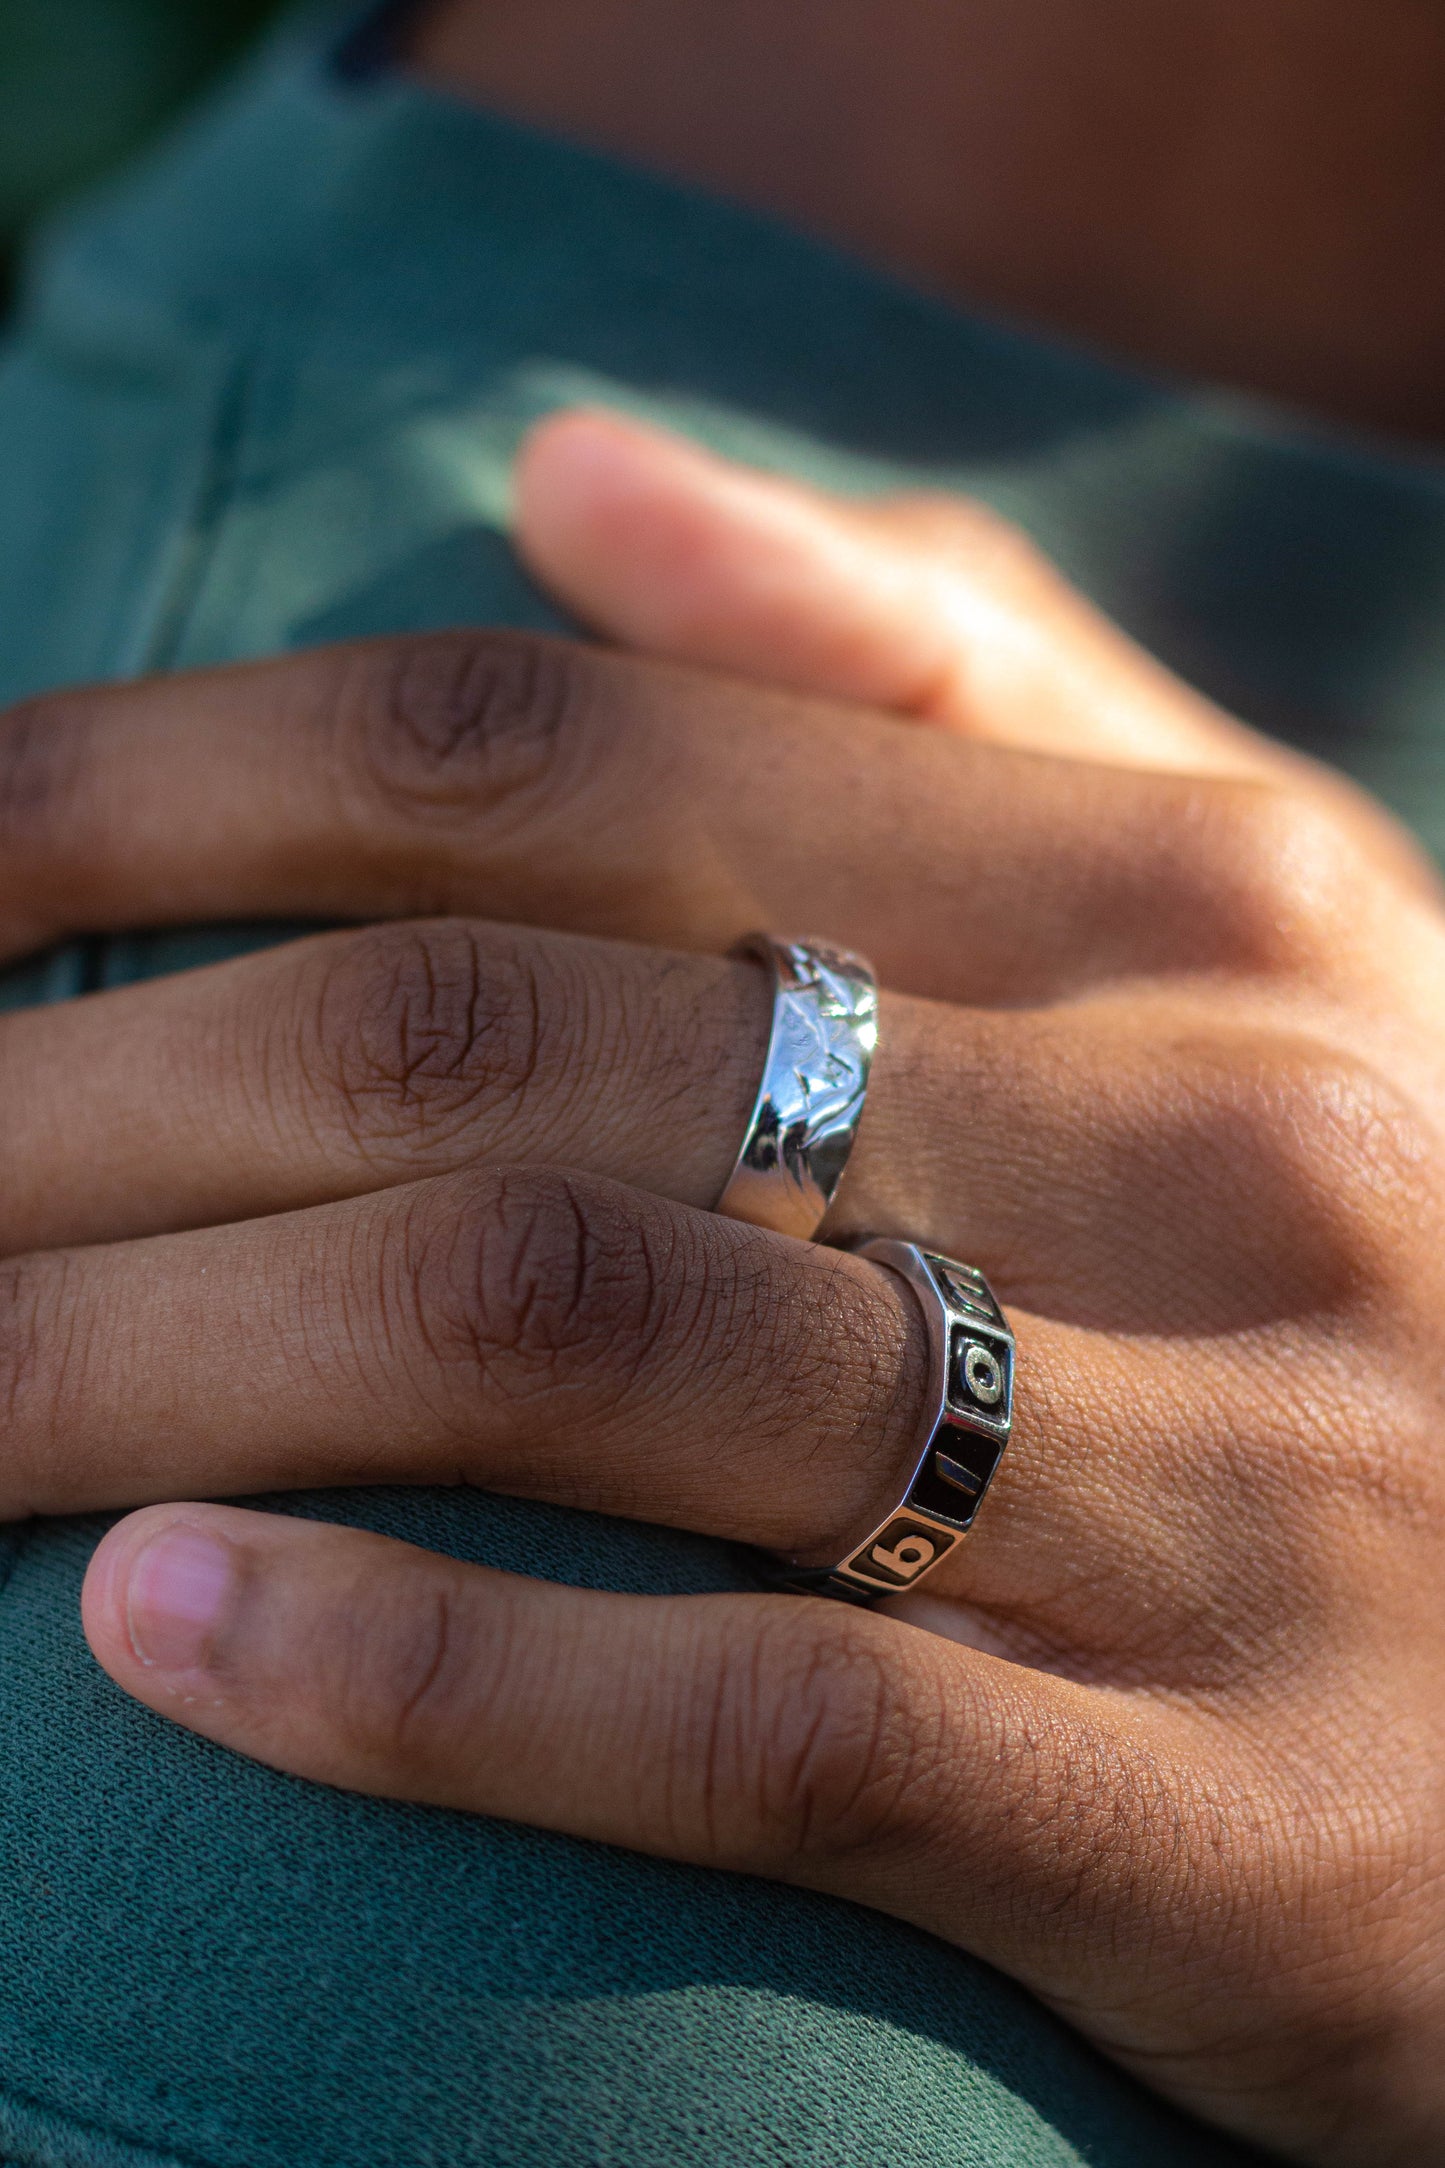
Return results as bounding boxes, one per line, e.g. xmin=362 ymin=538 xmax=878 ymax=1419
xmin=716 ymin=936 xmax=878 ymax=1241
xmin=759 ymin=1239 xmax=1015 ymax=1603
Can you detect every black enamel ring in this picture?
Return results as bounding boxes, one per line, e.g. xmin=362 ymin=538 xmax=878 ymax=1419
xmin=759 ymin=1239 xmax=1015 ymax=1604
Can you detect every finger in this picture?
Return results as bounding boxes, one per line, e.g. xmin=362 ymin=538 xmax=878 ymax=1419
xmin=513 ymin=407 xmax=1277 ymax=774
xmin=80 ymin=1499 xmax=1223 ymax=2079
xmin=0 ymin=922 xmax=765 ymax=1250
xmin=4 ymin=1161 xmax=1338 ymax=1663
xmin=515 ymin=409 xmax=1437 ymax=894
xmin=0 ymin=632 xmax=1408 ymax=1003
xmin=0 ymin=921 xmax=1381 ymax=1351
xmin=0 ymin=1164 xmax=923 ymax=1542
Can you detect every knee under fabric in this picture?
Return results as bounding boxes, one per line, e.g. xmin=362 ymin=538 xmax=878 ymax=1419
xmin=1 ymin=8 xmax=1443 ymax=2164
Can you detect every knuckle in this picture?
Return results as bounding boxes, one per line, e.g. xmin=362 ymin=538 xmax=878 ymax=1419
xmin=397 ymin=1167 xmax=668 ymax=1415
xmin=325 ymin=1563 xmax=469 ymax=1765
xmin=1244 ymin=1039 xmax=1436 ymax=1283
xmin=299 ymin=922 xmax=550 ymax=1168
xmin=1165 ymin=1031 xmax=1437 ymax=1369
xmin=1175 ymin=1035 xmax=1441 ymax=1519
xmin=706 ymin=1611 xmax=946 ymax=1868
xmin=0 ymin=693 xmax=89 ymax=859
xmin=343 ymin=630 xmax=591 ymax=823
xmin=1184 ymin=780 xmax=1365 ymax=979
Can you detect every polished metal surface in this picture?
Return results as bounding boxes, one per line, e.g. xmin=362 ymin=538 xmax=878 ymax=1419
xmin=759 ymin=1240 xmax=1016 ymax=1604
xmin=717 ymin=935 xmax=878 ymax=1241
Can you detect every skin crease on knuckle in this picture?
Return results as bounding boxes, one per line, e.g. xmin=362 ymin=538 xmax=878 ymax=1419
xmin=346 ymin=630 xmax=590 ymax=823
xmin=333 ymin=620 xmax=1387 ymax=990
xmin=293 ymin=920 xmax=563 ymax=1174
xmin=386 ymin=1166 xmax=617 ymax=1442
xmin=376 ymin=1166 xmax=722 ymax=1506
xmin=682 ymin=1604 xmax=952 ymax=1872
xmin=321 ymin=546 xmax=1441 ymax=2156
xmin=698 ymin=1610 xmax=1427 ymax=2117
xmin=363 ymin=1161 xmax=920 ymax=1545
xmin=334 ymin=629 xmax=764 ymax=941
xmin=328 ymin=1561 xmax=469 ymax=1778
xmin=328 ymin=631 xmax=652 ymax=924
xmin=0 ymin=646 xmax=1427 ymax=2158
xmin=285 ymin=918 xmax=765 ymax=1200
xmin=207 ymin=1531 xmax=493 ymax=1796
xmin=889 ymin=793 xmax=1445 ymax=2161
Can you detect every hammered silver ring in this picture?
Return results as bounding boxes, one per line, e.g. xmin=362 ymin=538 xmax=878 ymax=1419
xmin=716 ymin=935 xmax=878 ymax=1241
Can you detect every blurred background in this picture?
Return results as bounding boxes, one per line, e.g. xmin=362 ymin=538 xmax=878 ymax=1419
xmin=0 ymin=0 xmax=284 ymax=300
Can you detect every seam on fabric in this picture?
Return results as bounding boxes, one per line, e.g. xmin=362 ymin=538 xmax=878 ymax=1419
xmin=138 ymin=349 xmax=262 ymax=678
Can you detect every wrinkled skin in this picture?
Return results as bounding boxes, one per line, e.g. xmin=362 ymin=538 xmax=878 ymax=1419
xmin=0 ymin=412 xmax=1437 ymax=2162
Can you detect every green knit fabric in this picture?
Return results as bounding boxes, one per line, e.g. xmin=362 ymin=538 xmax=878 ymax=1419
xmin=1 ymin=6 xmax=1441 ymax=2161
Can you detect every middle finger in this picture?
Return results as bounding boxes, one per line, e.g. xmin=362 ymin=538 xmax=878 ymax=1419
xmin=0 ymin=920 xmax=1349 ymax=1335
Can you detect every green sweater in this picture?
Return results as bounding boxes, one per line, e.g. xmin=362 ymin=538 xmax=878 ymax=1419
xmin=1 ymin=6 xmax=1441 ymax=2162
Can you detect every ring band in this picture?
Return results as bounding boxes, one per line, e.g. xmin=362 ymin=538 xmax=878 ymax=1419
xmin=716 ymin=936 xmax=878 ymax=1241
xmin=759 ymin=1239 xmax=1015 ymax=1604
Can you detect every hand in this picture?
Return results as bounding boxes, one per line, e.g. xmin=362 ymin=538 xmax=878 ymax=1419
xmin=0 ymin=414 xmax=1434 ymax=2162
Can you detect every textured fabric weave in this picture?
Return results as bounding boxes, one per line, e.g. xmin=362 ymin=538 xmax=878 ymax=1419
xmin=2 ymin=6 xmax=1443 ymax=2161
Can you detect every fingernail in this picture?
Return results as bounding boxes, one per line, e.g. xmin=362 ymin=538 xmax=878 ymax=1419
xmin=125 ymin=1524 xmax=237 ymax=1673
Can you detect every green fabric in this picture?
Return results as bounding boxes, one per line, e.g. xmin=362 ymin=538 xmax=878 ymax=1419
xmin=1 ymin=5 xmax=1443 ymax=2162
xmin=0 ymin=0 xmax=284 ymax=261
